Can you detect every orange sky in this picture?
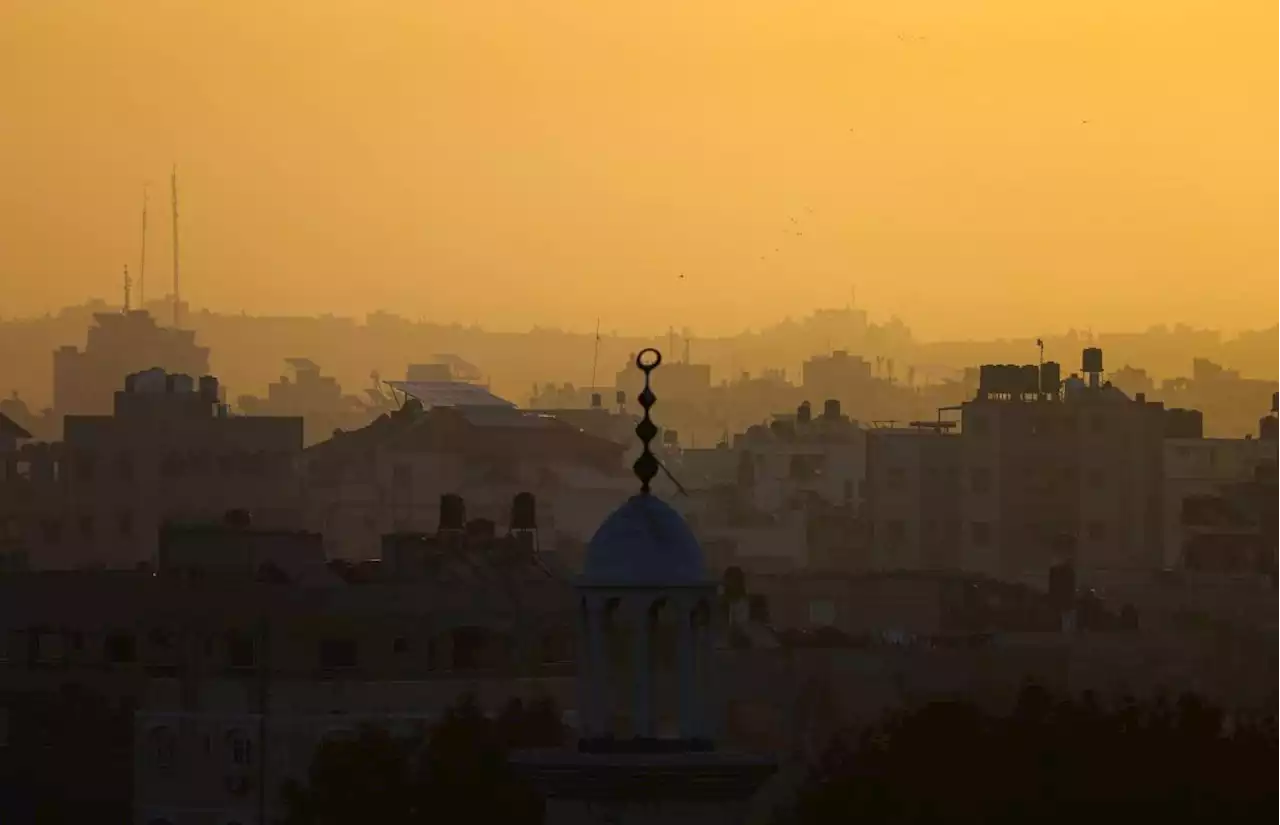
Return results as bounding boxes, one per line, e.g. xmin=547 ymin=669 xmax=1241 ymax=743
xmin=0 ymin=0 xmax=1274 ymax=338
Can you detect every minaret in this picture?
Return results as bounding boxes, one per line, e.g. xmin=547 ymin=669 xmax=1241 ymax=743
xmin=512 ymin=348 xmax=776 ymax=825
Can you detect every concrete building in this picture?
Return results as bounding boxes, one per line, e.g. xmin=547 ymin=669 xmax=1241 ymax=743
xmin=303 ymin=399 xmax=630 ymax=560
xmin=235 ymin=358 xmax=394 ymax=447
xmin=864 ymin=425 xmax=962 ymax=571
xmin=3 ymin=369 xmax=304 ymax=569
xmin=53 ymin=310 xmax=211 ymax=420
xmin=1161 ymin=434 xmax=1278 ymax=570
xmin=864 ymin=350 xmax=1191 ymax=580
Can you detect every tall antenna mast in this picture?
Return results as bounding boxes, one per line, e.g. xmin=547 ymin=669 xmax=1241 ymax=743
xmin=171 ymin=165 xmax=181 ymax=328
xmin=123 ymin=265 xmax=131 ymax=312
xmin=589 ymin=318 xmax=601 ymax=391
xmin=138 ymin=185 xmax=148 ymax=309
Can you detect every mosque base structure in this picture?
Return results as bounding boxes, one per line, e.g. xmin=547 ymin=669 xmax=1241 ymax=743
xmin=512 ymin=747 xmax=778 ymax=825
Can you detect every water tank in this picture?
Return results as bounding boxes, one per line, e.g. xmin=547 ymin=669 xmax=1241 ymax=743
xmin=590 ymin=392 xmax=602 ymax=409
xmin=510 ymin=492 xmax=537 ymax=530
xmin=1082 ymin=348 xmax=1104 ymax=374
xmin=1040 ymin=361 xmax=1061 ymax=395
xmin=823 ymin=399 xmax=841 ymax=420
xmin=797 ymin=401 xmax=812 ymax=424
xmin=199 ymin=375 xmax=219 ymax=402
xmin=438 ymin=494 xmax=466 ymax=531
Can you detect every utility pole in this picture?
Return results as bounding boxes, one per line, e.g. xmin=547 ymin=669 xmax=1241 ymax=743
xmin=590 ymin=318 xmax=601 ymax=392
xmin=139 ymin=185 xmax=148 ymax=309
xmin=123 ymin=265 xmax=131 ymax=312
xmin=171 ymin=165 xmax=181 ymax=328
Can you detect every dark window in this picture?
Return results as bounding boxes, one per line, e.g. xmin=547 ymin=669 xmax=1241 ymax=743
xmin=970 ymin=521 xmax=992 ymax=546
xmin=392 ymin=463 xmax=412 ymax=487
xmin=967 ymin=414 xmax=988 ymax=436
xmin=1087 ymin=521 xmax=1106 ymax=541
xmin=885 ymin=520 xmax=906 ymax=548
xmin=393 ymin=636 xmax=409 ymax=654
xmin=75 ymin=452 xmax=96 ymax=481
xmin=78 ymin=515 xmax=94 ymax=539
xmin=970 ymin=468 xmax=992 ymax=494
xmin=41 ymin=518 xmax=62 ymax=543
xmin=105 ymin=633 xmax=136 ymax=664
xmin=1086 ymin=468 xmax=1105 ymax=490
xmin=319 ymin=638 xmax=358 ymax=670
xmin=886 ymin=468 xmax=906 ymax=490
xmin=117 ymin=511 xmax=134 ymax=537
xmin=228 ymin=631 xmax=256 ymax=669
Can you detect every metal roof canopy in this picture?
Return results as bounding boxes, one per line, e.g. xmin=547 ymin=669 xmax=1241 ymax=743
xmin=385 ymin=380 xmax=516 ymax=410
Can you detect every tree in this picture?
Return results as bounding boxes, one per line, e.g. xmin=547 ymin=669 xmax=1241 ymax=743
xmin=280 ymin=693 xmax=563 ymax=825
xmin=784 ymin=686 xmax=1275 ymax=825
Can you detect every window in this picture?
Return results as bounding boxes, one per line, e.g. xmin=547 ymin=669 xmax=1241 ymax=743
xmin=41 ymin=518 xmax=62 ymax=544
xmin=116 ymin=455 xmax=135 ymax=482
xmin=970 ymin=521 xmax=992 ymax=546
xmin=1087 ymin=521 xmax=1106 ymax=541
xmin=75 ymin=452 xmax=96 ymax=481
xmin=78 ymin=515 xmax=94 ymax=539
xmin=970 ymin=468 xmax=992 ymax=494
xmin=886 ymin=468 xmax=906 ymax=491
xmin=319 ymin=638 xmax=358 ymax=670
xmin=149 ymin=726 xmax=177 ymax=771
xmin=393 ymin=636 xmax=409 ymax=654
xmin=885 ymin=520 xmax=906 ymax=549
xmin=117 ymin=511 xmax=134 ymax=537
xmin=808 ymin=599 xmax=836 ymax=627
xmin=35 ymin=631 xmax=67 ymax=664
xmin=967 ymin=414 xmax=988 ymax=436
xmin=227 ymin=730 xmax=254 ymax=768
xmin=105 ymin=633 xmax=136 ymax=664
xmin=1086 ymin=469 xmax=1105 ymax=490
xmin=392 ymin=463 xmax=412 ymax=487
xmin=227 ymin=631 xmax=256 ymax=669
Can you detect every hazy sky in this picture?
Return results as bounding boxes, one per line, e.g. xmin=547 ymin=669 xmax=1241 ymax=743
xmin=1 ymin=1 xmax=1274 ymax=338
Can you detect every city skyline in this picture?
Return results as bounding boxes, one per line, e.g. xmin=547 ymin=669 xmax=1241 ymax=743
xmin=1 ymin=1 xmax=1275 ymax=339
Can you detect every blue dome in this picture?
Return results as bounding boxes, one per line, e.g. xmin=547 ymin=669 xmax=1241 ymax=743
xmin=582 ymin=495 xmax=708 ymax=586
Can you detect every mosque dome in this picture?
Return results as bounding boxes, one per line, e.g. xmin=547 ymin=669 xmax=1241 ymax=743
xmin=582 ymin=494 xmax=708 ymax=587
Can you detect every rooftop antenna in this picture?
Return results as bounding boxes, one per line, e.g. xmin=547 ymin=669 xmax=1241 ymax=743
xmin=123 ymin=264 xmax=131 ymax=312
xmin=138 ymin=184 xmax=148 ymax=309
xmin=1036 ymin=337 xmax=1045 ymax=400
xmin=170 ymin=165 xmax=181 ymax=328
xmin=589 ymin=317 xmax=601 ymax=392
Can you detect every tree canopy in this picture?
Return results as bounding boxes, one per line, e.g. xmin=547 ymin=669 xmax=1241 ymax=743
xmin=280 ymin=693 xmax=563 ymax=825
xmin=784 ymin=686 xmax=1275 ymax=825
